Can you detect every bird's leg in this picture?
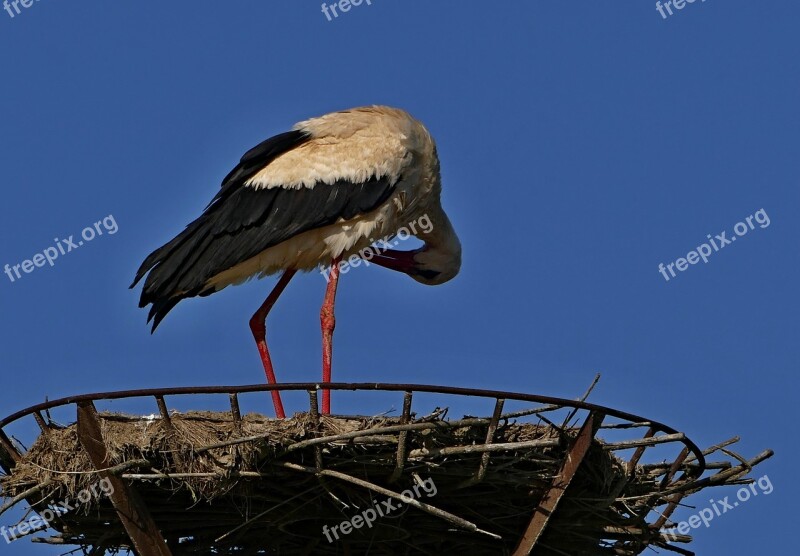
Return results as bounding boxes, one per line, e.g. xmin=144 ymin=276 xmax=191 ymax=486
xmin=249 ymin=269 xmax=297 ymax=419
xmin=320 ymin=257 xmax=342 ymax=415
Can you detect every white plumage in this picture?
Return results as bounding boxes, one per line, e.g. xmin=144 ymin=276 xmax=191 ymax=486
xmin=132 ymin=105 xmax=461 ymax=417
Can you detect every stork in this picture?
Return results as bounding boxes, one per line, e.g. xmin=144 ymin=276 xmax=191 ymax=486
xmin=131 ymin=106 xmax=461 ymax=418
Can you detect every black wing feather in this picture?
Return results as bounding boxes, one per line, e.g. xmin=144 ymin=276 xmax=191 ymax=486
xmin=132 ymin=129 xmax=311 ymax=286
xmin=131 ymin=130 xmax=397 ymax=331
xmin=214 ymin=130 xmax=313 ymax=206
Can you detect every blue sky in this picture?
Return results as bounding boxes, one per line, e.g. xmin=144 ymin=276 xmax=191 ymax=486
xmin=0 ymin=0 xmax=796 ymax=553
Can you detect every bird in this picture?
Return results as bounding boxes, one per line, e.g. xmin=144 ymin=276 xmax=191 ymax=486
xmin=130 ymin=106 xmax=461 ymax=418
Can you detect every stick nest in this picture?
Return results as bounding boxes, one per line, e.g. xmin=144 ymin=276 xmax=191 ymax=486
xmin=0 ymin=409 xmax=770 ymax=555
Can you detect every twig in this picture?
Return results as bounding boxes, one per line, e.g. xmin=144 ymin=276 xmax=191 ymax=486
xmin=0 ymin=480 xmax=54 ymax=517
xmin=274 ymin=461 xmax=503 ymax=540
xmin=25 ymin=459 xmax=151 ymax=476
xmin=195 ymin=418 xmax=489 ymax=454
xmin=214 ymin=485 xmax=319 ymax=542
xmin=562 ymin=373 xmax=601 ymax=428
xmin=408 ymin=439 xmax=559 ymax=459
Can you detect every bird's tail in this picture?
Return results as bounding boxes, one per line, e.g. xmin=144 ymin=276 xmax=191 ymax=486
xmin=130 ymin=221 xmax=209 ymax=332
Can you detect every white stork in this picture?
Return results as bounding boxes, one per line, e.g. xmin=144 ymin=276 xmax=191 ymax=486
xmin=131 ymin=106 xmax=461 ymax=418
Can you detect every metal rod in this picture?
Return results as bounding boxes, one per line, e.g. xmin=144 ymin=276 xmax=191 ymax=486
xmin=308 ymin=390 xmax=323 ymax=471
xmin=155 ymin=396 xmax=172 ymax=430
xmin=0 ymin=382 xmax=707 ymax=476
xmin=229 ymin=393 xmax=242 ymax=434
xmin=660 ymin=447 xmax=690 ymax=489
xmin=76 ymin=401 xmax=173 ymax=556
xmin=627 ymin=426 xmax=656 ymax=477
xmin=0 ymin=428 xmax=20 ymax=471
xmin=512 ymin=411 xmax=605 ymax=555
xmin=473 ymin=398 xmax=505 ymax=483
xmin=389 ymin=391 xmax=413 ymax=483
xmin=33 ymin=412 xmax=50 ymax=436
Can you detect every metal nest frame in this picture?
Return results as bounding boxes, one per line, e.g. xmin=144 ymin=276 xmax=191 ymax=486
xmin=0 ymin=383 xmax=773 ymax=556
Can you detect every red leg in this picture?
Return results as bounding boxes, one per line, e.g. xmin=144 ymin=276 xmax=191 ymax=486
xmin=249 ymin=270 xmax=296 ymax=419
xmin=320 ymin=257 xmax=342 ymax=414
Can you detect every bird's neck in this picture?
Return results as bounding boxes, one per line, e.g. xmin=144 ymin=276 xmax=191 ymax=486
xmin=423 ymin=205 xmax=460 ymax=253
xmin=416 ymin=204 xmax=461 ymax=280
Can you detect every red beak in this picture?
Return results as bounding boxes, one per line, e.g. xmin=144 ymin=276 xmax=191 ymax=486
xmin=368 ymin=249 xmax=420 ymax=275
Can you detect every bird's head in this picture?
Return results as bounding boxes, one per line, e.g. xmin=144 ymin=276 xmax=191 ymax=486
xmin=409 ymin=244 xmax=461 ymax=285
xmin=370 ymin=241 xmax=461 ymax=286
xmin=369 ymin=206 xmax=461 ymax=285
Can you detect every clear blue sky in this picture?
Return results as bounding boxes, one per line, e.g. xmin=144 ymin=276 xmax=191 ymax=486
xmin=1 ymin=1 xmax=796 ymax=553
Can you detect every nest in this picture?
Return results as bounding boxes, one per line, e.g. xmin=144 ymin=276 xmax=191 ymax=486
xmin=0 ymin=402 xmax=772 ymax=556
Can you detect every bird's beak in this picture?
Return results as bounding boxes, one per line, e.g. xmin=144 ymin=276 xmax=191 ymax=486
xmin=369 ymin=249 xmax=420 ymax=275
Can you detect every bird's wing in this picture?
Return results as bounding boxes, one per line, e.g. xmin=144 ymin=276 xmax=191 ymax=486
xmin=131 ymin=130 xmax=402 ymax=330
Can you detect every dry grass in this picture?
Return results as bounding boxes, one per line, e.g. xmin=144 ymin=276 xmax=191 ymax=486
xmin=0 ymin=409 xmax=769 ymax=555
